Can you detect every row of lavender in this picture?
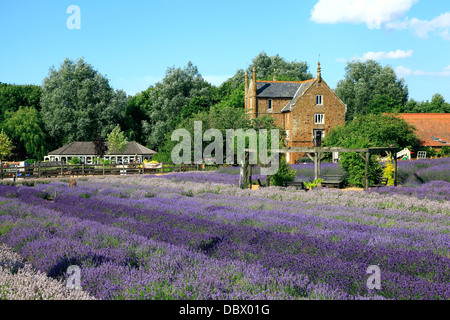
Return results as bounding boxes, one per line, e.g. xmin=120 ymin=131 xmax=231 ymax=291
xmin=1 ymin=175 xmax=449 ymax=299
xmin=151 ymin=158 xmax=450 ymax=201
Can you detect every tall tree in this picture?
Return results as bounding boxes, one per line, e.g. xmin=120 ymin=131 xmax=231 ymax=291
xmin=140 ymin=62 xmax=211 ymax=150
xmin=335 ymin=60 xmax=408 ymax=120
xmin=0 ymin=129 xmax=13 ymax=162
xmin=248 ymin=52 xmax=313 ymax=81
xmin=0 ymin=83 xmax=42 ymax=122
xmin=1 ymin=106 xmax=47 ymax=160
xmin=107 ymin=125 xmax=127 ymax=154
xmin=40 ymin=58 xmax=126 ymax=147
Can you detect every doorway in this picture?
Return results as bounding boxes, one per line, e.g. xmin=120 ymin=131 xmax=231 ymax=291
xmin=313 ymin=130 xmax=324 ymax=147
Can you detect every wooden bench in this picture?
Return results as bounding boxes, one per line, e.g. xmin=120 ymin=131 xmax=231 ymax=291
xmin=321 ymin=175 xmax=345 ymax=188
xmin=370 ymin=177 xmax=389 ymax=188
xmin=283 ymin=181 xmax=308 ymax=191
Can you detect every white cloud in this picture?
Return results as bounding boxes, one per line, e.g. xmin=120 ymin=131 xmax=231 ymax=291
xmin=337 ymin=49 xmax=413 ymax=63
xmin=395 ymin=65 xmax=450 ymax=77
xmin=311 ymin=0 xmax=417 ymax=29
xmin=388 ymin=12 xmax=450 ymax=40
xmin=359 ymin=49 xmax=413 ymax=61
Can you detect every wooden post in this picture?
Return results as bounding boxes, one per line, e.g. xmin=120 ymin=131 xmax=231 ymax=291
xmin=61 ymin=162 xmax=63 ymax=177
xmin=243 ymin=153 xmax=249 ymax=188
xmin=365 ymin=151 xmax=370 ymax=191
xmin=82 ymin=163 xmax=85 ymax=176
xmin=249 ymin=164 xmax=252 ymax=189
xmin=317 ymin=152 xmax=322 ymax=179
xmin=394 ymin=154 xmax=398 ymax=186
xmin=314 ymin=153 xmax=318 ymax=181
xmin=38 ymin=162 xmax=41 ymax=179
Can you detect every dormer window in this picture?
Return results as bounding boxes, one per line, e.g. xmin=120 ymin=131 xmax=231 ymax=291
xmin=268 ymin=99 xmax=273 ymax=111
xmin=316 ymin=95 xmax=323 ymax=105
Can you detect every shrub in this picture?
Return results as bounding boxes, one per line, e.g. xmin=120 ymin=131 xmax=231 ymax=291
xmin=270 ymin=156 xmax=297 ymax=186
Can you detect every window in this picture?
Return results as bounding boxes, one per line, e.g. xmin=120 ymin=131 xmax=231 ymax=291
xmin=268 ymin=99 xmax=272 ymax=111
xmin=316 ymin=95 xmax=323 ymax=105
xmin=314 ymin=114 xmax=324 ymax=124
xmin=286 ymin=129 xmax=290 ymax=141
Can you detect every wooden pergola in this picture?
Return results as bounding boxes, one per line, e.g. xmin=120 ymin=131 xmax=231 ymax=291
xmin=243 ymin=147 xmax=398 ymax=191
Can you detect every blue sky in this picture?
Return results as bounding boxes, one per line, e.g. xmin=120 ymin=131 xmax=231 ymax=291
xmin=1 ymin=0 xmax=449 ymax=102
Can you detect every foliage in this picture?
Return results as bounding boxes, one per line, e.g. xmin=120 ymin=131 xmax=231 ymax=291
xmin=0 ymin=129 xmax=13 ymax=161
xmin=107 ymin=125 xmax=127 ymax=154
xmin=322 ymin=113 xmax=416 ymax=187
xmin=140 ymin=62 xmax=212 ymax=150
xmin=340 ymin=152 xmax=383 ymax=187
xmin=400 ymin=94 xmax=450 ymax=113
xmin=304 ymin=179 xmax=323 ymax=190
xmin=247 ymin=52 xmax=313 ymax=81
xmin=382 ymin=159 xmax=395 ymax=186
xmin=1 ymin=106 xmax=48 ymax=160
xmin=438 ymin=146 xmax=450 ymax=157
xmin=40 ymin=57 xmax=127 ymax=147
xmin=68 ymin=157 xmax=81 ymax=165
xmin=270 ymin=156 xmax=297 ymax=186
xmin=335 ymin=60 xmax=408 ymax=121
xmin=323 ymin=113 xmax=419 ymax=151
xmin=93 ymin=136 xmax=108 ymax=158
xmin=0 ymin=83 xmax=42 ymax=122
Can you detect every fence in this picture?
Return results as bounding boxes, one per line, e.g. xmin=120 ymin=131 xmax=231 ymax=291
xmin=0 ymin=162 xmax=205 ymax=180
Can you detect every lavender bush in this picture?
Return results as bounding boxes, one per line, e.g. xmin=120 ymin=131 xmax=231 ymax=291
xmin=0 ymin=174 xmax=448 ymax=300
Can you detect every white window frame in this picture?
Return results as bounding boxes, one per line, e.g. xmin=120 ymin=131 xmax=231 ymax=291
xmin=316 ymin=95 xmax=323 ymax=105
xmin=268 ymin=99 xmax=273 ymax=111
xmin=314 ymin=113 xmax=324 ymax=124
xmin=286 ymin=129 xmax=290 ymax=141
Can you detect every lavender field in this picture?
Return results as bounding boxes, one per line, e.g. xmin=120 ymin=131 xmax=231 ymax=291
xmin=0 ymin=158 xmax=449 ymax=300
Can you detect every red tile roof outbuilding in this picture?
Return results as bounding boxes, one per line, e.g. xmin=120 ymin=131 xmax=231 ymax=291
xmin=398 ymin=113 xmax=450 ymax=147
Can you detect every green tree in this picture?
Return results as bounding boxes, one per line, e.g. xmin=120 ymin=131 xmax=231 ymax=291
xmin=1 ymin=106 xmax=47 ymax=160
xmin=0 ymin=129 xmax=13 ymax=162
xmin=335 ymin=60 xmax=408 ymax=121
xmin=107 ymin=125 xmax=127 ymax=154
xmin=368 ymin=94 xmax=402 ymax=114
xmin=40 ymin=58 xmax=127 ymax=147
xmin=323 ymin=113 xmax=419 ymax=187
xmin=247 ymin=52 xmax=313 ymax=81
xmin=0 ymin=83 xmax=42 ymax=122
xmin=140 ymin=62 xmax=212 ymax=150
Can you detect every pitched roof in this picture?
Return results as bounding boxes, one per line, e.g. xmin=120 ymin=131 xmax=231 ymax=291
xmin=256 ymin=79 xmax=314 ymax=98
xmin=281 ymin=81 xmax=315 ymax=112
xmin=398 ymin=113 xmax=450 ymax=147
xmin=48 ymin=141 xmax=157 ymax=156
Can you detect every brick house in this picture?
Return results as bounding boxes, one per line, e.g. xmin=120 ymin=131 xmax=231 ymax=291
xmin=244 ymin=62 xmax=347 ymax=164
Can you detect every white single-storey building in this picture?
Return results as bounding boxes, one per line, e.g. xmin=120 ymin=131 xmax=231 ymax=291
xmin=44 ymin=141 xmax=157 ymax=164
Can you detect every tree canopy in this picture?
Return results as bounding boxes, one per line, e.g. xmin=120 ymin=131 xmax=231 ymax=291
xmin=107 ymin=125 xmax=127 ymax=154
xmin=1 ymin=107 xmax=47 ymax=160
xmin=0 ymin=83 xmax=42 ymax=122
xmin=40 ymin=58 xmax=127 ymax=147
xmin=247 ymin=52 xmax=313 ymax=81
xmin=140 ymin=62 xmax=213 ymax=150
xmin=335 ymin=60 xmax=408 ymax=120
xmin=0 ymin=129 xmax=13 ymax=161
